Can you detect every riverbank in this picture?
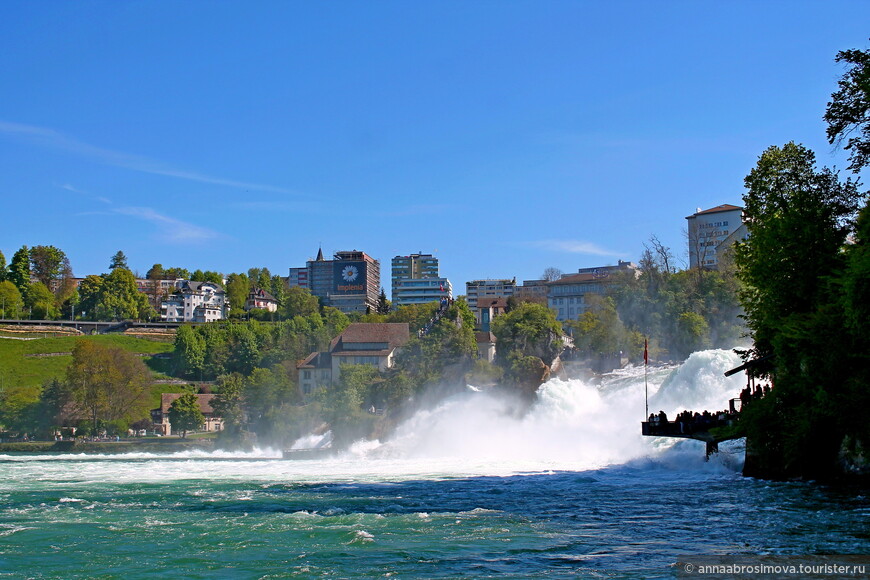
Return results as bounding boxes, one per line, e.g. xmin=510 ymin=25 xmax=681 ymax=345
xmin=0 ymin=437 xmax=215 ymax=454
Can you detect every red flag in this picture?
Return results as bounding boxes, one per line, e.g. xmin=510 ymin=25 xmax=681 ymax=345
xmin=644 ymin=338 xmax=648 ymax=365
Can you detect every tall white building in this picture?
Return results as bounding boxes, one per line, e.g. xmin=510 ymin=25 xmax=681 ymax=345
xmin=391 ymin=253 xmax=452 ymax=306
xmin=686 ymin=204 xmax=744 ymax=270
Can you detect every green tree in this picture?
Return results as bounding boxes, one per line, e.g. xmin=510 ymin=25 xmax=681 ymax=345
xmin=228 ymin=326 xmax=260 ymax=376
xmin=839 ymin=203 xmax=870 ymax=449
xmin=843 ymin=205 xmax=870 ymax=342
xmin=566 ymin=295 xmax=629 ymax=357
xmin=25 ymin=282 xmax=59 ymax=319
xmin=736 ymin=142 xmax=863 ymax=362
xmin=248 ymin=267 xmax=272 ymax=290
xmin=0 ymin=280 xmax=23 ymax=318
xmin=377 ymin=288 xmax=390 ymax=314
xmin=269 ymin=275 xmax=287 ymax=308
xmin=322 ymin=306 xmax=350 ymax=336
xmin=109 ymin=250 xmax=128 ymax=271
xmin=144 ymin=264 xmax=167 ymax=310
xmin=55 ymin=256 xmax=77 ymax=305
xmin=77 ymin=275 xmax=104 ymax=320
xmin=241 ymin=366 xmax=295 ymax=439
xmin=8 ymin=246 xmax=31 ymax=296
xmin=164 ymin=267 xmax=190 ymax=280
xmin=29 ymin=245 xmax=66 ymax=288
xmin=211 ymin=373 xmax=246 ymax=442
xmin=672 ymin=311 xmax=710 ymax=358
xmin=283 ymin=286 xmax=320 ymax=318
xmin=0 ymin=249 xmax=6 ymax=282
xmin=317 ymin=364 xmax=380 ymax=447
xmin=735 ymin=142 xmax=865 ymax=479
xmin=393 ymin=300 xmax=477 ymax=390
xmin=93 ymin=268 xmax=154 ymax=321
xmin=225 ymin=273 xmax=250 ymax=315
xmin=65 ymin=340 xmax=153 ymax=432
xmin=59 ymin=289 xmax=80 ymax=321
xmin=146 ymin=264 xmax=166 ymax=280
xmin=168 ymin=393 xmax=205 ymax=438
xmin=491 ymin=302 xmax=563 ymax=394
xmin=36 ymin=378 xmax=74 ymax=436
xmin=174 ymin=325 xmax=206 ymax=379
xmin=491 ymin=302 xmax=563 ymax=367
xmin=202 ymin=271 xmax=224 ymax=286
xmin=825 ymin=45 xmax=870 ymax=172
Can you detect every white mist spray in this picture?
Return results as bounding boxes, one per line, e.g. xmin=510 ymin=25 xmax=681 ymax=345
xmin=355 ymin=349 xmax=746 ymax=471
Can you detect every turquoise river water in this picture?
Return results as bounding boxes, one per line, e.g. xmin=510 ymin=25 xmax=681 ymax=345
xmin=1 ymin=350 xmax=868 ymax=578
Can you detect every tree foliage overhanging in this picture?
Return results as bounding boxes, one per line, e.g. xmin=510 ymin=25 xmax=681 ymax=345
xmin=734 ymin=137 xmax=868 ymax=478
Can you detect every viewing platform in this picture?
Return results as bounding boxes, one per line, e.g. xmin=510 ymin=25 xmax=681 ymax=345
xmin=640 ymin=357 xmax=774 ymax=459
xmin=641 ymin=409 xmax=742 ymax=458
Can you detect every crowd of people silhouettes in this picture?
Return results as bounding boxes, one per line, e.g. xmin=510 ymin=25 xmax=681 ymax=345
xmin=646 ymin=382 xmax=772 ymax=436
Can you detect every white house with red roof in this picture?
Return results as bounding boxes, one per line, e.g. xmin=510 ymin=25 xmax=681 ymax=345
xmin=245 ymin=288 xmax=279 ymax=313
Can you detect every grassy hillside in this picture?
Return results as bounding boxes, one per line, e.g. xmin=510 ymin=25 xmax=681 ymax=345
xmin=0 ymin=334 xmax=174 ymax=390
xmin=0 ymin=333 xmax=191 ymax=432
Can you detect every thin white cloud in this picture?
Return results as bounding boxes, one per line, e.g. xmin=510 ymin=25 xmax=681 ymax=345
xmin=1 ymin=120 xmax=293 ymax=194
xmin=58 ymin=183 xmax=112 ymax=204
xmin=524 ymin=239 xmax=625 ymax=257
xmin=114 ymin=207 xmax=221 ymax=242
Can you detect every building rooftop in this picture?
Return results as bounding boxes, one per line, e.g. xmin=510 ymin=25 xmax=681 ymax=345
xmin=475 ymin=331 xmax=496 ymax=343
xmin=329 ymin=323 xmax=411 ymax=352
xmin=687 ymin=204 xmax=743 ymax=219
xmin=248 ymin=287 xmax=277 ymax=302
xmin=548 ymin=272 xmax=605 ymax=285
xmin=477 ymin=297 xmax=508 ymax=309
xmin=160 ymin=393 xmax=218 ymax=415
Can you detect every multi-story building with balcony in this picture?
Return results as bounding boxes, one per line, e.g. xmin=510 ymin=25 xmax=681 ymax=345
xmin=391 ymin=253 xmax=451 ymax=306
xmin=465 ymin=278 xmax=516 ymax=311
xmin=160 ymin=280 xmax=227 ymax=322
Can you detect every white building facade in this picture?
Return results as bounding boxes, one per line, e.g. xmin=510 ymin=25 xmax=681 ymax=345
xmin=160 ymin=280 xmax=228 ymax=322
xmin=392 ymin=278 xmax=453 ymax=306
xmin=686 ymin=204 xmax=744 ymax=270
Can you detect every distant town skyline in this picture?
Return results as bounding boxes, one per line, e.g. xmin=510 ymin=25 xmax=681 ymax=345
xmin=1 ymin=2 xmax=867 ymax=289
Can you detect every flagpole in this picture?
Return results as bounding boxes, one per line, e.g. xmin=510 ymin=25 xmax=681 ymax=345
xmin=644 ymin=337 xmax=649 ymax=419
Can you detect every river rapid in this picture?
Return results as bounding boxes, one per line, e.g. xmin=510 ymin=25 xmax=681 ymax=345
xmin=1 ymin=349 xmax=868 ymax=578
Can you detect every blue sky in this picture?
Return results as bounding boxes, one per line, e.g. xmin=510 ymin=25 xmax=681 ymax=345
xmin=1 ymin=1 xmax=868 ymax=296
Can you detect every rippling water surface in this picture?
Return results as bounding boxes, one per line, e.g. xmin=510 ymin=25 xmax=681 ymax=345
xmin=1 ymin=350 xmax=867 ymax=579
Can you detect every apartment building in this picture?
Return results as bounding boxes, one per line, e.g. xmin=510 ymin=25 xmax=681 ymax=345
xmin=686 ymin=204 xmax=744 ymax=270
xmin=391 ymin=253 xmax=452 ymax=306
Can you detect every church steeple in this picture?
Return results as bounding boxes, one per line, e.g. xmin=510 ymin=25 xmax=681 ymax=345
xmin=315 ymin=246 xmax=324 ymax=261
